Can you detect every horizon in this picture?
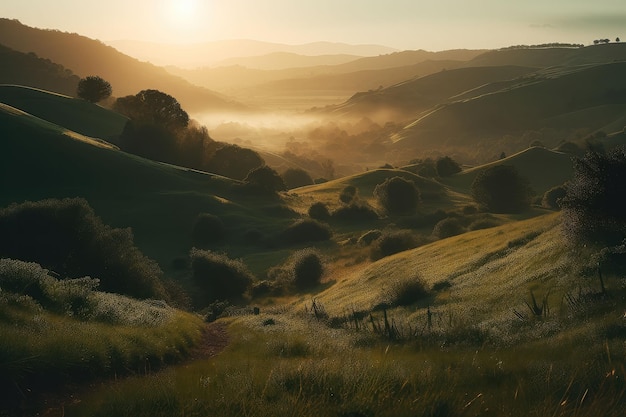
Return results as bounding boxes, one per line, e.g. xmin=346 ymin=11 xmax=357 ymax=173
xmin=1 ymin=1 xmax=624 ymax=52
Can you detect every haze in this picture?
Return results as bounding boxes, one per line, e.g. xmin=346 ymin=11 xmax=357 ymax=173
xmin=2 ymin=0 xmax=624 ymax=52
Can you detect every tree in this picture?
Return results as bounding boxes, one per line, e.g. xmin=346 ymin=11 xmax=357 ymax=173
xmin=436 ymin=156 xmax=462 ymax=177
xmin=244 ymin=165 xmax=286 ymax=193
xmin=207 ymin=144 xmax=264 ymax=180
xmin=471 ymin=165 xmax=532 ymax=213
xmin=374 ymin=176 xmax=420 ymax=216
xmin=76 ymin=75 xmax=112 ymax=103
xmin=113 ymin=89 xmax=189 ymax=131
xmin=281 ymin=167 xmax=314 ymax=189
xmin=561 ymin=147 xmax=626 ymax=247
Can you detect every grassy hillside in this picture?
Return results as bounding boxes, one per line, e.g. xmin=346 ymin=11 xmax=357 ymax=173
xmin=0 ymin=102 xmax=293 ymax=271
xmin=0 ymin=19 xmax=244 ymax=112
xmin=0 ymin=84 xmax=128 ymax=141
xmin=393 ymin=62 xmax=626 ymax=156
xmin=0 ymin=43 xmax=79 ymax=96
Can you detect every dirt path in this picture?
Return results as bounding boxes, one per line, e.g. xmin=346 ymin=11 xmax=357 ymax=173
xmin=187 ymin=321 xmax=230 ymax=361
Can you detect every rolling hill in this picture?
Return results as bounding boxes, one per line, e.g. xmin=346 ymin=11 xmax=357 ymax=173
xmin=0 ymin=43 xmax=80 ymax=96
xmin=0 ymin=19 xmax=244 ymax=112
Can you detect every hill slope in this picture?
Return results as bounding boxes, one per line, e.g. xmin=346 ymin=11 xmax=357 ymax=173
xmin=0 ymin=43 xmax=79 ymax=96
xmin=0 ymin=19 xmax=243 ymax=112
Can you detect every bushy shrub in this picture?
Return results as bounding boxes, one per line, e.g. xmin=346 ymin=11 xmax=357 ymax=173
xmin=467 ymin=217 xmax=502 ymax=231
xmin=374 ymin=177 xmax=420 ymax=216
xmin=471 ymin=165 xmax=533 ymax=213
xmin=190 ymin=249 xmax=254 ymax=303
xmin=339 ymin=185 xmax=358 ymax=204
xmin=542 ymin=185 xmax=567 ymax=210
xmin=292 ymin=249 xmax=325 ymax=290
xmin=370 ymin=230 xmax=421 ymax=260
xmin=192 ymin=213 xmax=226 ymax=247
xmin=436 ymin=156 xmax=462 ymax=177
xmin=280 ymin=219 xmax=332 ymax=245
xmin=308 ymin=202 xmax=331 ymax=221
xmin=244 ymin=165 xmax=286 ymax=193
xmin=281 ymin=168 xmax=314 ymax=189
xmin=0 ymin=198 xmax=166 ymax=300
xmin=207 ymin=144 xmax=265 ymax=180
xmin=332 ymin=203 xmax=379 ymax=222
xmin=432 ymin=218 xmax=467 ymax=239
xmin=383 ymin=275 xmax=430 ymax=307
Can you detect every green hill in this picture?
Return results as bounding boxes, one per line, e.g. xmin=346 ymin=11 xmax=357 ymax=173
xmin=0 ymin=19 xmax=244 ymax=112
xmin=0 ymin=102 xmax=290 ymax=270
xmin=393 ymin=62 xmax=626 ymax=157
xmin=0 ymin=84 xmax=128 ymax=141
xmin=0 ymin=43 xmax=79 ymax=96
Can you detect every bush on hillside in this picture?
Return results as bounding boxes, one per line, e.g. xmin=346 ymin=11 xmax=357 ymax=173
xmin=192 ymin=213 xmax=226 ymax=247
xmin=374 ymin=176 xmax=420 ymax=216
xmin=561 ymin=147 xmax=626 ymax=247
xmin=332 ymin=202 xmax=380 ymax=222
xmin=190 ymin=249 xmax=254 ymax=304
xmin=281 ymin=168 xmax=314 ymax=189
xmin=291 ymin=249 xmax=325 ymax=290
xmin=436 ymin=156 xmax=462 ymax=177
xmin=308 ymin=202 xmax=331 ymax=221
xmin=0 ymin=198 xmax=167 ymax=300
xmin=114 ymin=89 xmax=189 ymax=131
xmin=244 ymin=165 xmax=286 ymax=194
xmin=432 ymin=218 xmax=467 ymax=239
xmin=280 ymin=219 xmax=332 ymax=245
xmin=382 ymin=275 xmax=430 ymax=307
xmin=339 ymin=185 xmax=358 ymax=204
xmin=542 ymin=184 xmax=567 ymax=210
xmin=471 ymin=165 xmax=533 ymax=213
xmin=208 ymin=144 xmax=265 ymax=180
xmin=370 ymin=230 xmax=422 ymax=261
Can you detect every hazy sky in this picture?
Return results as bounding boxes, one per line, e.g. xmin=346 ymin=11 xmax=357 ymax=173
xmin=1 ymin=0 xmax=624 ymax=50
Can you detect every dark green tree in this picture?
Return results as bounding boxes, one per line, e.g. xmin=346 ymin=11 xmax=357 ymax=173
xmin=471 ymin=165 xmax=532 ymax=213
xmin=207 ymin=144 xmax=264 ymax=180
xmin=281 ymin=168 xmax=314 ymax=189
xmin=76 ymin=75 xmax=112 ymax=103
xmin=244 ymin=165 xmax=286 ymax=193
xmin=436 ymin=156 xmax=462 ymax=177
xmin=113 ymin=89 xmax=189 ymax=131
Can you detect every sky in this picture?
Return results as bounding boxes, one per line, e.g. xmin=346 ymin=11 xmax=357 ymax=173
xmin=1 ymin=0 xmax=624 ymax=50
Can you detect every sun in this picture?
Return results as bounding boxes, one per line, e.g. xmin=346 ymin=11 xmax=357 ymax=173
xmin=160 ymin=0 xmax=200 ymax=28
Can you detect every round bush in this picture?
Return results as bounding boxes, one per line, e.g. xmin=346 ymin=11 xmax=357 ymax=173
xmin=190 ymin=248 xmax=254 ymax=303
xmin=292 ymin=249 xmax=325 ymax=290
xmin=370 ymin=230 xmax=420 ymax=260
xmin=192 ymin=213 xmax=226 ymax=247
xmin=432 ymin=218 xmax=466 ymax=239
xmin=280 ymin=219 xmax=332 ymax=245
xmin=281 ymin=168 xmax=314 ymax=189
xmin=471 ymin=165 xmax=533 ymax=213
xmin=308 ymin=202 xmax=331 ymax=221
xmin=339 ymin=185 xmax=358 ymax=204
xmin=332 ymin=203 xmax=379 ymax=222
xmin=383 ymin=276 xmax=430 ymax=307
xmin=374 ymin=177 xmax=420 ymax=216
xmin=436 ymin=156 xmax=462 ymax=177
xmin=542 ymin=185 xmax=567 ymax=210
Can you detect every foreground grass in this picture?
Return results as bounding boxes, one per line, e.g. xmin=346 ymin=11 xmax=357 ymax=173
xmin=67 ymin=311 xmax=626 ymax=417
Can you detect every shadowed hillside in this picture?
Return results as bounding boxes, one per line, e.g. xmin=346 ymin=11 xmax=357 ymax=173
xmin=0 ymin=43 xmax=79 ymax=96
xmin=0 ymin=19 xmax=245 ymax=112
xmin=0 ymin=85 xmax=128 ymax=141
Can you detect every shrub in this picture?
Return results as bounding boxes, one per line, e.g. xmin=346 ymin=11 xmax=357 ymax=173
xmin=280 ymin=219 xmax=332 ymax=245
xmin=432 ymin=218 xmax=467 ymax=239
xmin=207 ymin=144 xmax=264 ymax=180
xmin=308 ymin=202 xmax=331 ymax=221
xmin=281 ymin=168 xmax=314 ymax=189
xmin=0 ymin=198 xmax=166 ymax=300
xmin=190 ymin=249 xmax=254 ymax=304
xmin=292 ymin=249 xmax=325 ymax=290
xmin=383 ymin=276 xmax=430 ymax=307
xmin=370 ymin=230 xmax=421 ymax=260
xmin=471 ymin=165 xmax=533 ymax=213
xmin=192 ymin=213 xmax=226 ymax=247
xmin=339 ymin=185 xmax=358 ymax=204
xmin=436 ymin=156 xmax=462 ymax=177
xmin=542 ymin=184 xmax=567 ymax=210
xmin=468 ymin=217 xmax=502 ymax=231
xmin=332 ymin=203 xmax=379 ymax=222
xmin=244 ymin=165 xmax=286 ymax=193
xmin=374 ymin=177 xmax=420 ymax=216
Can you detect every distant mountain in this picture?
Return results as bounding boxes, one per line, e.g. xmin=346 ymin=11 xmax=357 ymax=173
xmin=0 ymin=19 xmax=245 ymax=112
xmin=0 ymin=43 xmax=79 ymax=96
xmin=213 ymin=52 xmax=363 ymax=70
xmin=106 ymin=39 xmax=398 ymax=68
